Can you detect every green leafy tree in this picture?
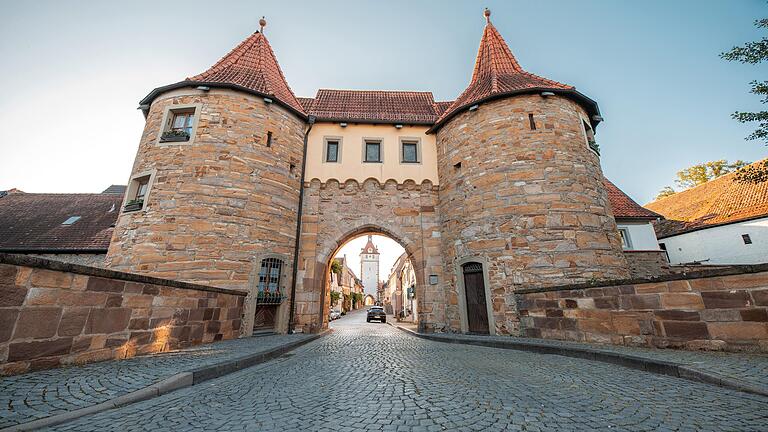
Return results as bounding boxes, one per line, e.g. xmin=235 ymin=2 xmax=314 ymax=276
xmin=655 ymin=186 xmax=677 ymax=200
xmin=721 ymin=17 xmax=768 ymax=183
xmin=330 ymin=290 xmax=341 ymax=306
xmin=674 ymin=159 xmax=748 ymax=189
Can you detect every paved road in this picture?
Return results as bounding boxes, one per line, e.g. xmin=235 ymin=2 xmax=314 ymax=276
xmin=50 ymin=310 xmax=768 ymax=431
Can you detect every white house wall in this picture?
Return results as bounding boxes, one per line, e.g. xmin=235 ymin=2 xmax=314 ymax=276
xmin=660 ymin=217 xmax=768 ymax=265
xmin=616 ymin=221 xmax=660 ymax=251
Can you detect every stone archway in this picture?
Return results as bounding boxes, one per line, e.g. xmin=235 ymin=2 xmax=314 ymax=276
xmin=292 ymin=179 xmax=448 ymax=333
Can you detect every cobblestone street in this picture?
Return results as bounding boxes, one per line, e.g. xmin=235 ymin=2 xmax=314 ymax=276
xmin=46 ymin=310 xmax=768 ymax=432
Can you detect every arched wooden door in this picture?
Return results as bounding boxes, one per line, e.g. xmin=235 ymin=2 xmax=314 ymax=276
xmin=462 ymin=262 xmax=489 ymax=334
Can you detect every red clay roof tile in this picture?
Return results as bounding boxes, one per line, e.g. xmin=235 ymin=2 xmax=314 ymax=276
xmin=646 ymin=160 xmax=768 ymax=238
xmin=188 ymin=31 xmax=305 ymax=115
xmin=0 ymin=193 xmax=123 ymax=252
xmin=306 ymin=89 xmax=439 ymax=124
xmin=604 ymin=179 xmax=661 ymax=220
xmin=433 ymin=21 xmax=572 ymax=129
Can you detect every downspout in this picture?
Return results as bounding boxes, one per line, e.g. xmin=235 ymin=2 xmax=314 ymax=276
xmin=288 ymin=115 xmax=315 ymax=333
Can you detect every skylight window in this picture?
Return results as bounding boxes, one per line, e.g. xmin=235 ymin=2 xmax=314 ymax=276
xmin=62 ymin=216 xmax=81 ymax=225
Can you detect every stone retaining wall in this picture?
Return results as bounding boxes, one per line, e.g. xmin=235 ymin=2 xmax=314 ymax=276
xmin=516 ymin=264 xmax=768 ymax=352
xmin=623 ymin=250 xmax=670 ymax=279
xmin=0 ymin=254 xmax=246 ymax=375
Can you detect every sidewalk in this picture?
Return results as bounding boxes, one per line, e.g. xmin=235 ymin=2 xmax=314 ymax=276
xmin=389 ymin=321 xmax=768 ymax=397
xmin=0 ymin=333 xmax=321 ymax=430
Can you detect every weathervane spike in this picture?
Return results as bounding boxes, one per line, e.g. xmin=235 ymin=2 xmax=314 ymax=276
xmin=259 ymin=16 xmax=267 ymax=33
xmin=484 ymin=8 xmax=491 ymax=24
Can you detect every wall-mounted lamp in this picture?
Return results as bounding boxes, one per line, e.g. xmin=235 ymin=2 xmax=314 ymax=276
xmin=196 ymin=86 xmax=210 ymax=91
xmin=468 ymin=104 xmax=479 ymax=112
xmin=263 ymin=97 xmax=273 ymax=104
xmin=340 ymin=122 xmax=348 ymax=128
xmin=540 ymin=91 xmax=555 ymax=97
xmin=395 ymin=124 xmax=403 ymax=129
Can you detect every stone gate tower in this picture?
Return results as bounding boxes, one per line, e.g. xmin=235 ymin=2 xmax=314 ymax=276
xmin=431 ymin=10 xmax=629 ymax=335
xmin=359 ymin=235 xmax=380 ymax=300
xmin=105 ymin=25 xmax=308 ymax=333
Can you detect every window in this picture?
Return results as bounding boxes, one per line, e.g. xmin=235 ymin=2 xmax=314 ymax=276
xmin=124 ymin=171 xmax=154 ymax=212
xmin=528 ymin=113 xmax=537 ymax=130
xmin=618 ymin=228 xmax=632 ymax=249
xmin=364 ymin=140 xmax=382 ymax=163
xmin=326 ymin=139 xmax=339 ymax=162
xmin=62 ymin=216 xmax=81 ymax=225
xmin=742 ymin=234 xmax=752 ymax=245
xmin=583 ymin=120 xmax=598 ymax=155
xmin=400 ymin=139 xmax=419 ymax=163
xmin=158 ymin=104 xmax=200 ymax=145
xmin=266 ymin=131 xmax=273 ymax=147
xmin=258 ymin=258 xmax=283 ymax=294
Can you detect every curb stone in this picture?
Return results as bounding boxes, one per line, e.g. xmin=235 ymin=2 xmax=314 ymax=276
xmin=389 ymin=323 xmax=768 ymax=398
xmin=1 ymin=331 xmax=331 ymax=432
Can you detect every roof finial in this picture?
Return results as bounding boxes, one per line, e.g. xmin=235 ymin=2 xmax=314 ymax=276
xmin=259 ymin=16 xmax=267 ymax=33
xmin=484 ymin=8 xmax=491 ymax=24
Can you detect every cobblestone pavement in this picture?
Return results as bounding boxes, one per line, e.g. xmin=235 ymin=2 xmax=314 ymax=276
xmin=0 ymin=333 xmax=313 ymax=428
xmin=50 ymin=310 xmax=768 ymax=431
xmin=409 ymin=327 xmax=768 ymax=391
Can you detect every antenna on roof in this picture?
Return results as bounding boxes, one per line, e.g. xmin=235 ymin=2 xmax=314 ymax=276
xmin=259 ymin=16 xmax=266 ymax=33
xmin=484 ymin=8 xmax=491 ymax=24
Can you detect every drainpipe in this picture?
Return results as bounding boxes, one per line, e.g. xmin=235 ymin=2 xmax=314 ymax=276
xmin=288 ymin=115 xmax=315 ymax=334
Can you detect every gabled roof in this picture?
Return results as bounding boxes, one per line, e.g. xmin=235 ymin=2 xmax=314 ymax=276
xmin=428 ymin=11 xmax=599 ymax=133
xmin=306 ymin=89 xmax=440 ymax=124
xmin=188 ymin=30 xmax=305 ymax=115
xmin=102 ymin=185 xmax=127 ymax=194
xmin=0 ymin=193 xmax=122 ymax=252
xmin=646 ymin=160 xmax=768 ymax=238
xmin=604 ymin=178 xmax=661 ymax=220
xmin=361 ymin=235 xmax=379 ymax=255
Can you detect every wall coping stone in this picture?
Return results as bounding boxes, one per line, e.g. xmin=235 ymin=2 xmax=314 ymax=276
xmin=0 ymin=253 xmax=246 ymax=297
xmin=516 ymin=262 xmax=768 ymax=295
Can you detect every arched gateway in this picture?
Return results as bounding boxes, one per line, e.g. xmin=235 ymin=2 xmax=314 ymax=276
xmin=105 ymin=12 xmax=636 ymax=338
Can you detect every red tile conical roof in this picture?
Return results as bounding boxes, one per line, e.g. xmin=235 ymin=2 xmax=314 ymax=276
xmin=431 ymin=15 xmax=574 ymax=131
xmin=188 ymin=31 xmax=305 ymax=115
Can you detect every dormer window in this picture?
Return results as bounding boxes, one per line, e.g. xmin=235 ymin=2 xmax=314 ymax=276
xmin=62 ymin=216 xmax=81 ymax=225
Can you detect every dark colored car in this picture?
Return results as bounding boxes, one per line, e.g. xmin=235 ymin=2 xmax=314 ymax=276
xmin=366 ymin=306 xmax=386 ymax=323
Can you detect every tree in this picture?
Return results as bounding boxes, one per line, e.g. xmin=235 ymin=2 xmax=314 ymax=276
xmin=721 ymin=17 xmax=768 ymax=183
xmin=673 ymin=160 xmax=748 ymax=189
xmin=330 ymin=290 xmax=341 ymax=306
xmin=655 ymin=186 xmax=676 ymax=200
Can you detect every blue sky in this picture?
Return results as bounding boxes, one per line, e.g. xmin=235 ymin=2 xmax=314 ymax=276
xmin=0 ymin=0 xmax=766 ymax=204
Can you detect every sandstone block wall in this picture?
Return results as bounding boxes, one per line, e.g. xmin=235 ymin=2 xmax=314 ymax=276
xmin=106 ymin=88 xmax=305 ymax=292
xmin=624 ymin=250 xmax=670 ymax=279
xmin=516 ymin=264 xmax=768 ymax=352
xmin=294 ymin=179 xmax=446 ymax=333
xmin=436 ymin=95 xmax=629 ymax=335
xmin=0 ymin=254 xmax=245 ymax=376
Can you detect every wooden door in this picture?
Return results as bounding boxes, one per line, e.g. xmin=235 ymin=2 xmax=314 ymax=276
xmin=463 ymin=263 xmax=489 ymax=334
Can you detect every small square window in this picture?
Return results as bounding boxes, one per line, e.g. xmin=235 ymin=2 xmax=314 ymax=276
xmin=365 ymin=141 xmax=381 ymax=163
xmin=125 ymin=174 xmax=152 ymax=212
xmin=742 ymin=234 xmax=752 ymax=245
xmin=402 ymin=141 xmax=418 ymax=163
xmin=326 ymin=140 xmax=339 ymax=162
xmin=160 ymin=105 xmax=199 ymax=144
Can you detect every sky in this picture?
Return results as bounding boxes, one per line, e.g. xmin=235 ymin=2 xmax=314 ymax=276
xmin=335 ymin=235 xmax=405 ymax=282
xmin=0 ymin=0 xmax=766 ymax=205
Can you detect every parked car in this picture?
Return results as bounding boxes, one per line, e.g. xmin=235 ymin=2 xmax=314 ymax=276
xmin=330 ymin=310 xmax=341 ymax=320
xmin=366 ymin=306 xmax=386 ymax=323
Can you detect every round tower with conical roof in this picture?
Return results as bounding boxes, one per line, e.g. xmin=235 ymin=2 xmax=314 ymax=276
xmin=105 ymin=24 xmax=307 ymax=333
xmin=433 ymin=11 xmax=629 ymax=335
